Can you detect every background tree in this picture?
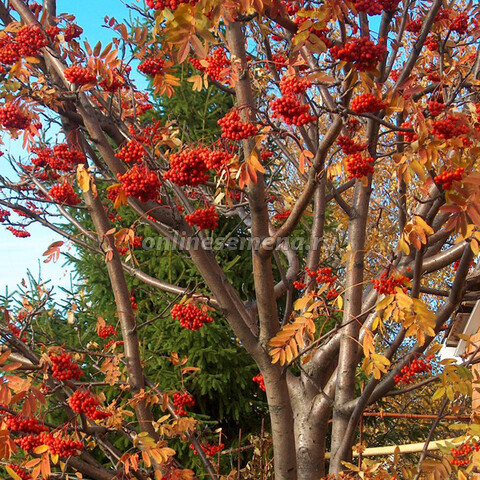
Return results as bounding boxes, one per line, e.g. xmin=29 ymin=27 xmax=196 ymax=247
xmin=0 ymin=0 xmax=479 ymax=480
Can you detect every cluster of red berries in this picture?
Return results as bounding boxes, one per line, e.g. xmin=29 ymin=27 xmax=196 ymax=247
xmin=372 ymin=272 xmax=408 ymax=295
xmin=434 ymin=8 xmax=452 ymax=23
xmin=68 ymin=390 xmax=111 ymax=420
xmin=424 ymin=36 xmax=439 ymax=51
xmin=164 ymin=149 xmax=209 ymax=186
xmin=138 ymin=57 xmax=165 ymax=77
xmin=170 ymin=303 xmax=213 ymax=331
xmin=64 ymin=24 xmax=83 ymax=42
xmin=49 ymin=183 xmax=81 ymax=206
xmin=31 ymin=144 xmax=85 ymax=172
xmin=337 ymin=135 xmax=367 ymax=155
xmin=330 ymin=37 xmax=387 ymax=71
xmin=190 ymin=48 xmax=230 ymax=82
xmin=354 ymin=0 xmax=383 ymax=16
xmin=450 ymin=13 xmax=469 ymax=35
xmin=185 ymin=206 xmax=219 ymax=230
xmin=270 ymin=95 xmax=316 ymax=126
xmin=146 ymin=0 xmax=199 ymax=10
xmin=98 ymin=325 xmax=117 ymax=339
xmin=6 ymin=465 xmax=30 ymax=480
xmin=0 ymin=26 xmax=47 ymax=65
xmin=326 ymin=288 xmax=339 ymax=300
xmin=203 ymin=149 xmax=232 ymax=172
xmin=218 ymin=110 xmax=258 ymax=140
xmin=6 ymin=227 xmax=30 ymax=238
xmin=272 ymin=210 xmax=291 ymax=221
xmin=7 ymin=322 xmax=27 ymax=342
xmin=0 ymin=209 xmax=11 ymax=223
xmin=0 ymin=103 xmax=31 ymax=130
xmin=394 ymin=356 xmax=432 ymax=384
xmin=450 ymin=441 xmax=480 ymax=466
xmin=434 ymin=167 xmax=464 ymax=190
xmin=280 ymin=76 xmax=311 ymax=95
xmin=0 ymin=35 xmax=20 ymax=65
xmin=253 ymin=374 xmax=266 ymax=392
xmin=16 ymin=432 xmax=83 ymax=457
xmin=15 ymin=25 xmax=48 ymax=57
xmin=104 ymin=340 xmax=124 ymax=350
xmin=130 ymin=295 xmax=138 ymax=310
xmin=190 ymin=442 xmax=225 ymax=456
xmin=345 ymin=153 xmax=375 ymax=179
xmin=400 ymin=121 xmax=418 ymax=142
xmin=282 ymin=0 xmax=300 ymax=15
xmin=172 ymin=392 xmax=195 ymax=416
xmin=4 ymin=415 xmax=48 ymax=434
xmin=54 ymin=143 xmax=86 ymax=167
xmin=293 ymin=281 xmax=306 ymax=290
xmin=271 ymin=53 xmax=287 ymax=70
xmin=426 ymin=67 xmax=441 ymax=82
xmin=64 ymin=65 xmax=96 ymax=86
xmin=49 ymin=353 xmax=83 ymax=381
xmin=351 ymin=94 xmax=387 ymax=114
xmin=116 ymin=140 xmax=146 ymax=164
xmin=427 ymin=100 xmax=445 ymax=117
xmin=117 ymin=235 xmax=143 ymax=255
xmin=117 ymin=165 xmax=161 ymax=202
xmin=306 ymin=267 xmax=338 ymax=286
xmin=431 ymin=115 xmax=469 ymax=140
xmin=406 ymin=18 xmax=423 ymax=34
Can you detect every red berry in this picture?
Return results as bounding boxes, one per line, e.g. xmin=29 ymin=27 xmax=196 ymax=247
xmin=146 ymin=0 xmax=200 ymax=11
xmin=116 ymin=140 xmax=146 ymax=164
xmin=98 ymin=325 xmax=117 ymax=339
xmin=253 ymin=374 xmax=266 ymax=392
xmin=330 ymin=37 xmax=387 ymax=71
xmin=337 ymin=135 xmax=367 ymax=154
xmin=218 ymin=110 xmax=258 ymax=140
xmin=49 ymin=183 xmax=81 ymax=206
xmin=434 ymin=167 xmax=464 ymax=190
xmin=0 ymin=103 xmax=31 ymax=130
xmin=170 ymin=303 xmax=213 ymax=331
xmin=345 ymin=153 xmax=375 ymax=179
xmin=172 ymin=392 xmax=195 ymax=416
xmin=351 ymin=94 xmax=387 ymax=114
xmin=138 ymin=57 xmax=165 ymax=76
xmin=270 ymin=94 xmax=316 ymax=126
xmin=164 ymin=149 xmax=209 ymax=186
xmin=64 ymin=65 xmax=96 ymax=86
xmin=68 ymin=390 xmax=111 ymax=420
xmin=185 ymin=206 xmax=219 ymax=230
xmin=117 ymin=165 xmax=162 ymax=202
xmin=6 ymin=227 xmax=30 ymax=238
xmin=15 ymin=25 xmax=48 ymax=56
xmin=49 ymin=353 xmax=83 ymax=381
xmin=372 ymin=272 xmax=408 ymax=295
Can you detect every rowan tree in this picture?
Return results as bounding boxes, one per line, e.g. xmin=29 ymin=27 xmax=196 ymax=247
xmin=0 ymin=0 xmax=480 ymax=479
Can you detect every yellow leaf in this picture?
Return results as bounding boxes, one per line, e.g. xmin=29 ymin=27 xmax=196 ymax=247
xmin=34 ymin=444 xmax=49 ymax=454
xmin=398 ymin=235 xmax=410 ymax=255
xmin=247 ymin=150 xmax=265 ymax=174
xmin=415 ymin=216 xmax=434 ymax=236
xmin=6 ymin=466 xmax=23 ymax=480
xmin=76 ymin=165 xmax=91 ymax=193
xmin=336 ymin=295 xmax=343 ymax=310
xmin=294 ymin=294 xmax=313 ymax=311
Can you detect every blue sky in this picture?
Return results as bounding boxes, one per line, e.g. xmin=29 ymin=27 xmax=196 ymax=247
xmin=0 ymin=0 xmax=138 ymax=296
